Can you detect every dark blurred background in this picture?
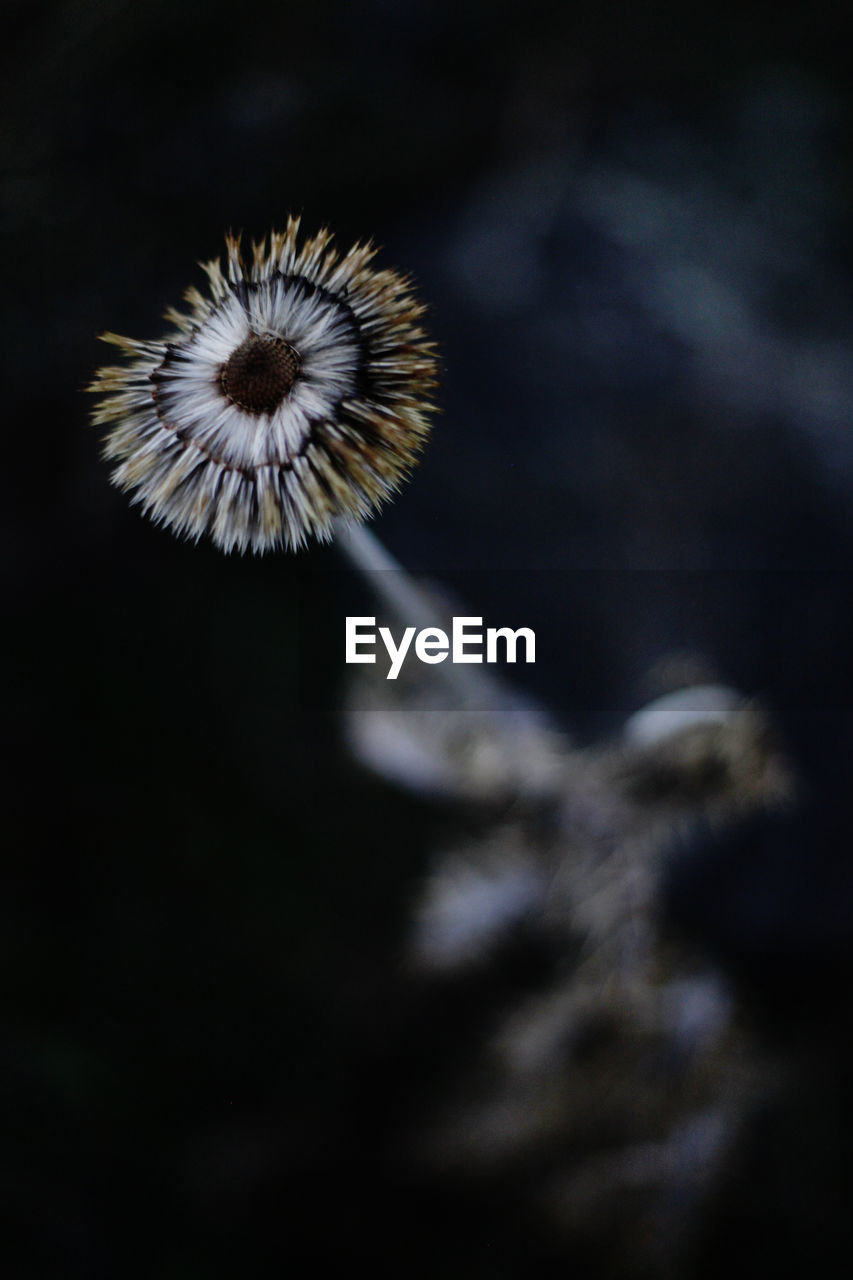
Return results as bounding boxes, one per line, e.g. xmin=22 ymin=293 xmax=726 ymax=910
xmin=4 ymin=1 xmax=853 ymax=1275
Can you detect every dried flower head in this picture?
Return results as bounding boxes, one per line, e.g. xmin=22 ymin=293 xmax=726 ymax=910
xmin=89 ymin=219 xmax=439 ymax=552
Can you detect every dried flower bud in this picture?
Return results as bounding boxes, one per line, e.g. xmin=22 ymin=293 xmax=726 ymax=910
xmin=89 ymin=219 xmax=439 ymax=553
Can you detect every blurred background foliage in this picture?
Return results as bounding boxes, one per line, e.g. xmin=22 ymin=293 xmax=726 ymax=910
xmin=3 ymin=0 xmax=853 ymax=1275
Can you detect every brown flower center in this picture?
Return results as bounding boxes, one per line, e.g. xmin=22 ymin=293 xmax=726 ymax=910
xmin=219 ymin=335 xmax=299 ymax=414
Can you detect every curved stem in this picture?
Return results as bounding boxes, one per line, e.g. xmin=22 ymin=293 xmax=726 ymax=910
xmin=333 ymin=520 xmax=543 ymax=716
xmin=333 ymin=520 xmax=443 ymax=631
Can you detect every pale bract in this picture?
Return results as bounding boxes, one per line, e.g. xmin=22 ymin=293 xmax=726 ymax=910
xmin=89 ymin=219 xmax=439 ymax=553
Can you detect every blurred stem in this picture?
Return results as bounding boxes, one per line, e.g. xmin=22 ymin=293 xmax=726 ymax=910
xmin=333 ymin=519 xmax=539 ymax=715
xmin=333 ymin=520 xmax=444 ymax=632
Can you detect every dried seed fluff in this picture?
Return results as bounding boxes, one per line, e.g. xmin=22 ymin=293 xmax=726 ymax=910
xmin=89 ymin=219 xmax=439 ymax=553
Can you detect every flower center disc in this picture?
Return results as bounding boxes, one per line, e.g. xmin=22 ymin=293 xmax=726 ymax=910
xmin=220 ymin=335 xmax=299 ymax=414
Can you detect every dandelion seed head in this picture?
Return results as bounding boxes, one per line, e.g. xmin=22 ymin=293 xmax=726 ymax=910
xmin=89 ymin=220 xmax=439 ymax=553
